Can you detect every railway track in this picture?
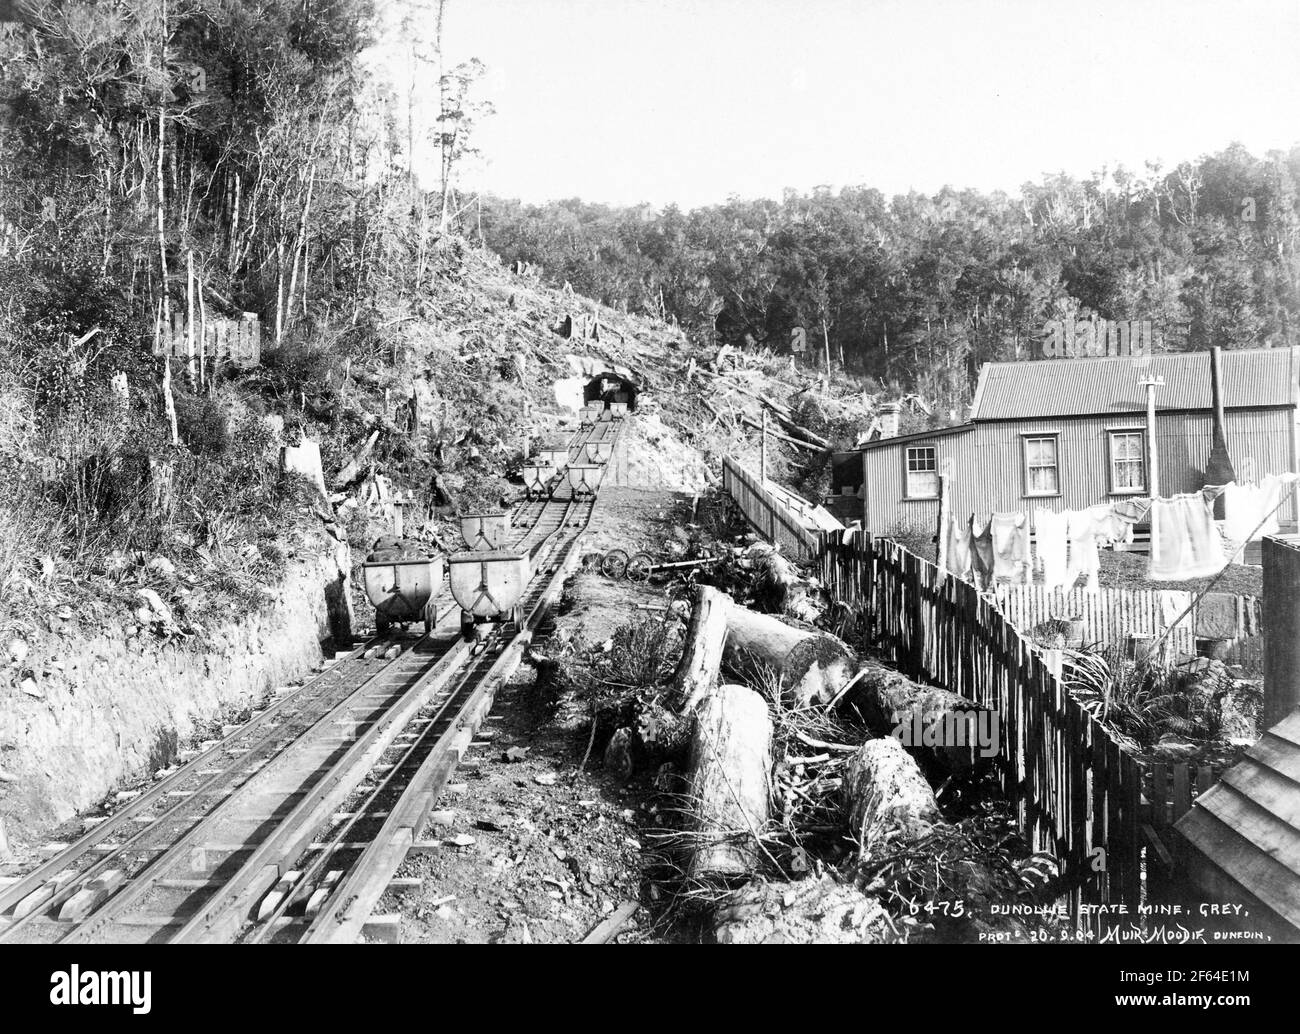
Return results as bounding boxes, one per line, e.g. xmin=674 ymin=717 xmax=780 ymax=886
xmin=0 ymin=412 xmax=623 ymax=944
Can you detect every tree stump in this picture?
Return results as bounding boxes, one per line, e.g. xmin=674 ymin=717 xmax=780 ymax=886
xmin=688 ymin=683 xmax=772 ymax=881
xmin=672 ymin=585 xmax=731 ymax=711
xmin=841 ymin=737 xmax=942 ymax=856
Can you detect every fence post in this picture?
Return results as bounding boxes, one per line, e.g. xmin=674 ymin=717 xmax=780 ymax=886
xmin=936 ymin=473 xmax=950 ymax=574
xmin=1263 ymin=533 xmax=1300 ymax=728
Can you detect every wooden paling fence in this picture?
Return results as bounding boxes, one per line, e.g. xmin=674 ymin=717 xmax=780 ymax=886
xmin=996 ymin=585 xmax=1261 ymax=658
xmin=722 ymin=456 xmax=823 ymax=563
xmin=820 ymin=534 xmax=1147 ymax=918
xmin=995 ymin=585 xmax=1196 ymax=658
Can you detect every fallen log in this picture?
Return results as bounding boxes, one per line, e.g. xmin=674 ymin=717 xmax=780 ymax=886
xmin=842 ymin=737 xmax=942 ymax=855
xmin=737 ymin=413 xmax=824 ymax=452
xmin=724 ymin=607 xmax=856 ymax=707
xmin=771 ymin=413 xmax=830 ymax=450
xmin=673 ymin=585 xmax=731 ymax=712
xmin=698 ymin=373 xmax=793 ymax=419
xmin=688 ymin=683 xmax=772 ymax=881
xmin=849 ymin=660 xmax=996 ymax=774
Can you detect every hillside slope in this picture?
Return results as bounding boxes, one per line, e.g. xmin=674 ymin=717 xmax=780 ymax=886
xmin=300 ymin=238 xmax=877 ymax=583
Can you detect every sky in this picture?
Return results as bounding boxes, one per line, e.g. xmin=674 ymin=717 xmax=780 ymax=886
xmin=389 ymin=0 xmax=1300 ymax=209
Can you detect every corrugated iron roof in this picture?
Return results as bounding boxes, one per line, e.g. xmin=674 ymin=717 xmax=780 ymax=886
xmin=972 ymin=347 xmax=1298 ymax=421
xmin=1175 ymin=706 xmax=1300 ymax=932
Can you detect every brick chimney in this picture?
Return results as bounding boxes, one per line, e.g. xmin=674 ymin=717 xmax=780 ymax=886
xmin=878 ymin=401 xmax=901 ymax=439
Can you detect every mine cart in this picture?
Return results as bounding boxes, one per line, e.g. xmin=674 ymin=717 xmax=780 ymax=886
xmin=581 ymin=441 xmax=613 ymax=464
xmin=362 ymin=555 xmax=445 ymax=635
xmin=449 ymin=549 xmax=531 ymax=636
xmin=460 ymin=512 xmax=512 ymax=551
xmin=567 ymin=463 xmax=605 ymax=497
xmin=522 ymin=462 xmax=557 ymax=499
xmin=537 ymin=448 xmax=570 ymax=471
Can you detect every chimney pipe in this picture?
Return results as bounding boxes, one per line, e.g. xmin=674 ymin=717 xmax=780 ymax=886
xmin=1206 ymin=346 xmax=1236 ymax=517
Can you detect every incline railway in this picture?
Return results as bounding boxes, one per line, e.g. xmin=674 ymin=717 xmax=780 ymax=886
xmin=0 ymin=404 xmax=626 ymax=944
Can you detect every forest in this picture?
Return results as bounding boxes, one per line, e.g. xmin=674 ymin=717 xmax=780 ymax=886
xmin=0 ymin=0 xmax=485 ymax=391
xmin=2 ymin=1 xmax=1299 ymax=587
xmin=0 ymin=0 xmax=491 ymax=620
xmin=3 ymin=2 xmax=1298 ymax=427
xmin=481 ymin=147 xmax=1300 ymax=420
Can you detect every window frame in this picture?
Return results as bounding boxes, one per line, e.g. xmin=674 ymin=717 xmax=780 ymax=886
xmin=902 ymin=444 xmax=939 ymax=500
xmin=1020 ymin=432 xmax=1062 ymax=499
xmin=1107 ymin=427 xmax=1147 ymax=495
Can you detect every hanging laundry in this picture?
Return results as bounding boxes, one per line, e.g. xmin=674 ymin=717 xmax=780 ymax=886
xmin=969 ymin=514 xmax=995 ymax=590
xmin=1148 ymin=492 xmax=1227 ymax=580
xmin=1110 ymin=497 xmax=1153 ymax=527
xmin=944 ymin=513 xmax=972 ymax=580
xmin=1085 ymin=503 xmax=1134 ymax=547
xmin=1221 ymin=480 xmax=1257 ymax=553
xmin=1195 ymin=592 xmax=1237 ymax=640
xmin=1033 ymin=508 xmax=1069 ymax=592
xmin=1157 ymin=589 xmax=1193 ymax=635
xmin=1258 ymin=473 xmax=1298 ymax=537
xmin=1224 ymin=474 xmax=1298 ymax=541
xmin=990 ymin=512 xmax=1030 ymax=584
xmin=1064 ymin=510 xmax=1101 ymax=591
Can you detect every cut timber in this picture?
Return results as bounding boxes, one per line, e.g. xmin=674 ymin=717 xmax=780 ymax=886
xmin=842 ymin=738 xmax=942 ymax=855
xmin=333 ymin=430 xmax=380 ymax=489
xmin=850 ymin=660 xmax=995 ymax=774
xmin=688 ymin=684 xmax=772 ymax=881
xmin=581 ymin=900 xmax=640 ymax=943
xmin=724 ymin=607 xmax=856 ymax=708
xmin=362 ymin=914 xmax=401 ymax=944
xmin=57 ymin=868 xmax=126 ymax=921
xmin=672 ymin=585 xmax=731 ymax=712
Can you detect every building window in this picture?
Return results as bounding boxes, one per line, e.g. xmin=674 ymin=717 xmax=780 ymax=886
xmin=1023 ymin=435 xmax=1059 ymax=496
xmin=1109 ymin=430 xmax=1146 ymax=493
xmin=905 ymin=446 xmax=938 ymax=498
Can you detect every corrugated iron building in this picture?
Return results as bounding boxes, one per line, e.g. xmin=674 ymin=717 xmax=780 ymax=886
xmin=858 ymin=347 xmax=1300 ymax=535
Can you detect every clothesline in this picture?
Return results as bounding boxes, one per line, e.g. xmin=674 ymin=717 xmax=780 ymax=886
xmin=945 ymin=503 xmax=1132 ymax=592
xmin=1146 ymin=479 xmax=1299 ymax=654
xmin=943 ymin=473 xmax=1297 ymax=595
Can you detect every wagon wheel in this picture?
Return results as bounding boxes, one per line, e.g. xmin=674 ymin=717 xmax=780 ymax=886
xmin=376 ymin=613 xmax=392 ymax=636
xmin=601 ymin=549 xmax=630 ymax=580
xmin=626 ymin=552 xmax=655 ymax=582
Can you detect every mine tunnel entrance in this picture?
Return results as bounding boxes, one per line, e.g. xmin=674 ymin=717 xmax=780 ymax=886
xmin=583 ymin=373 xmax=639 ymax=411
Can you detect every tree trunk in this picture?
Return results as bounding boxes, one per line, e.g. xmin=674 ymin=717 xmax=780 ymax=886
xmin=724 ymin=607 xmax=856 ymax=707
xmin=688 ymin=683 xmax=772 ymax=881
xmin=841 ymin=737 xmax=942 ymax=856
xmin=849 ymin=660 xmax=996 ymax=775
xmin=672 ymin=585 xmax=731 ymax=712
